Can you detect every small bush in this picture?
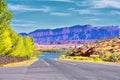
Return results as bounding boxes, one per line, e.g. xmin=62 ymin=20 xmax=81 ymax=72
xmin=33 ymin=50 xmax=42 ymax=56
xmin=109 ymin=53 xmax=120 ymax=62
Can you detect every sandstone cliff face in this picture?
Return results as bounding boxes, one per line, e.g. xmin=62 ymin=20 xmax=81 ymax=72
xmin=22 ymin=25 xmax=120 ymax=44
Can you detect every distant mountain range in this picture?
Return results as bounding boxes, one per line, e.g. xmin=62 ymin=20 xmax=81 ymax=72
xmin=20 ymin=25 xmax=120 ymax=44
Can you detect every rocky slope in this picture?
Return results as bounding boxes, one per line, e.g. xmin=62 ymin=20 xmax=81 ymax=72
xmin=21 ymin=25 xmax=120 ymax=44
xmin=70 ymin=36 xmax=120 ymax=62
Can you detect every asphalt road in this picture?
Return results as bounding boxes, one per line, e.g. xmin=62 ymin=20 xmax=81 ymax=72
xmin=0 ymin=59 xmax=120 ymax=80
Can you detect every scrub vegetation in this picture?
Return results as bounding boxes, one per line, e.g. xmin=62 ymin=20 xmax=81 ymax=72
xmin=59 ymin=36 xmax=120 ymax=62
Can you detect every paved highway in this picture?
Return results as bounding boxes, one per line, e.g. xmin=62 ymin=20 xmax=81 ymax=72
xmin=0 ymin=59 xmax=120 ymax=80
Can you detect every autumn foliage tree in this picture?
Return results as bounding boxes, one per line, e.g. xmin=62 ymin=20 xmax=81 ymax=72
xmin=0 ymin=0 xmax=34 ymax=57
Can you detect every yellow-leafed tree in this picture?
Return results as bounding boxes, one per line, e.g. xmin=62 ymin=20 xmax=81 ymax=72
xmin=0 ymin=0 xmax=34 ymax=57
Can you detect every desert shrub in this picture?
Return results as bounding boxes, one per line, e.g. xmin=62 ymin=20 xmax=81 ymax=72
xmin=59 ymin=55 xmax=66 ymax=59
xmin=97 ymin=50 xmax=105 ymax=57
xmin=65 ymin=47 xmax=73 ymax=55
xmin=101 ymin=53 xmax=111 ymax=61
xmin=90 ymin=55 xmax=99 ymax=58
xmin=99 ymin=52 xmax=120 ymax=62
xmin=33 ymin=50 xmax=42 ymax=56
xmin=109 ymin=53 xmax=120 ymax=62
xmin=90 ymin=55 xmax=102 ymax=61
xmin=73 ymin=46 xmax=77 ymax=52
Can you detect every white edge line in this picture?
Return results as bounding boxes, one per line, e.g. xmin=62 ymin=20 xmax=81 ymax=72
xmin=41 ymin=59 xmax=50 ymax=66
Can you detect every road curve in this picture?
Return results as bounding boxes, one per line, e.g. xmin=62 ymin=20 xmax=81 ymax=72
xmin=0 ymin=59 xmax=120 ymax=80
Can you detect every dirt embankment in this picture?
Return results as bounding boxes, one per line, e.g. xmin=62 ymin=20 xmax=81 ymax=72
xmin=0 ymin=55 xmax=30 ymax=66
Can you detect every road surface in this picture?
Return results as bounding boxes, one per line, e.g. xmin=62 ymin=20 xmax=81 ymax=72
xmin=0 ymin=59 xmax=120 ymax=80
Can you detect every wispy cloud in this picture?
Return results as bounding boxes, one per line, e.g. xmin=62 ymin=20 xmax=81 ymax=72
xmin=89 ymin=18 xmax=101 ymax=21
xmin=8 ymin=4 xmax=52 ymax=12
xmin=83 ymin=16 xmax=102 ymax=21
xmin=69 ymin=8 xmax=101 ymax=15
xmin=11 ymin=23 xmax=36 ymax=27
xmin=91 ymin=0 xmax=120 ymax=9
xmin=76 ymin=0 xmax=120 ymax=9
xmin=12 ymin=19 xmax=36 ymax=23
xmin=50 ymin=12 xmax=71 ymax=16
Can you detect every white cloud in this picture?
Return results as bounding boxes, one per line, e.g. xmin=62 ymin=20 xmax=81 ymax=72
xmin=83 ymin=16 xmax=102 ymax=21
xmin=12 ymin=19 xmax=36 ymax=23
xmin=84 ymin=0 xmax=120 ymax=9
xmin=75 ymin=0 xmax=120 ymax=9
xmin=91 ymin=0 xmax=120 ymax=9
xmin=8 ymin=4 xmax=51 ymax=12
xmin=11 ymin=23 xmax=36 ymax=27
xmin=89 ymin=18 xmax=101 ymax=21
xmin=69 ymin=8 xmax=101 ymax=15
xmin=50 ymin=12 xmax=71 ymax=16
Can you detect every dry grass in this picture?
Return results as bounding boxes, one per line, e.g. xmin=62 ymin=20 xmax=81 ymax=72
xmin=3 ymin=57 xmax=38 ymax=67
xmin=59 ymin=55 xmax=103 ymax=62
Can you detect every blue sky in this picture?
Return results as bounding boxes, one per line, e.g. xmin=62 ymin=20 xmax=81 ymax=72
xmin=6 ymin=0 xmax=120 ymax=33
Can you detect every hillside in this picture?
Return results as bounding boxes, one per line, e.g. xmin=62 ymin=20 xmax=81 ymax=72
xmin=22 ymin=25 xmax=120 ymax=44
xmin=69 ymin=36 xmax=120 ymax=62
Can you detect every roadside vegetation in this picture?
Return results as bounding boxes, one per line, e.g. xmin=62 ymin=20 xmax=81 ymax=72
xmin=59 ymin=37 xmax=120 ymax=63
xmin=3 ymin=57 xmax=37 ymax=67
xmin=39 ymin=49 xmax=64 ymax=53
xmin=59 ymin=55 xmax=103 ymax=62
xmin=33 ymin=50 xmax=42 ymax=56
xmin=0 ymin=0 xmax=38 ymax=66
